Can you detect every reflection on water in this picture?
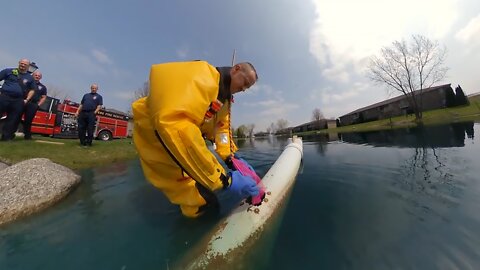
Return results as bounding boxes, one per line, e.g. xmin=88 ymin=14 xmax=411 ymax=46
xmin=271 ymin=122 xmax=480 ymax=270
xmin=1 ymin=123 xmax=480 ymax=270
xmin=339 ymin=122 xmax=475 ymax=207
xmin=341 ymin=121 xmax=475 ymax=148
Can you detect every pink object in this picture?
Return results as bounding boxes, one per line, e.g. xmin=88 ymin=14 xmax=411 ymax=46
xmin=231 ymin=157 xmax=266 ymax=205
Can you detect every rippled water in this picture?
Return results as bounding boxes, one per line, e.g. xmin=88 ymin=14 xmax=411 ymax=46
xmin=1 ymin=122 xmax=480 ymax=269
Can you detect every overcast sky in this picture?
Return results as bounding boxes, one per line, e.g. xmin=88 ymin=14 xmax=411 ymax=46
xmin=2 ymin=0 xmax=479 ymax=131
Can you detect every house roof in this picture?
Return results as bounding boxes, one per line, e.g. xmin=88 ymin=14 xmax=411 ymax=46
xmin=293 ymin=119 xmax=336 ymax=128
xmin=339 ymin=84 xmax=452 ymax=118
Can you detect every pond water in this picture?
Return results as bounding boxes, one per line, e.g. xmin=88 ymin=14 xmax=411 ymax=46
xmin=1 ymin=122 xmax=480 ymax=269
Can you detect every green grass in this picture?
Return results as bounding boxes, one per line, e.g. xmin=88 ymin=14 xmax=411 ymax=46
xmin=3 ymin=96 xmax=480 ymax=169
xmin=296 ymin=95 xmax=480 ymax=136
xmin=0 ymin=136 xmax=137 ymax=170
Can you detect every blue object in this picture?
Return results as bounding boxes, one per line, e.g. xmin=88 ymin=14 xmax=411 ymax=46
xmin=228 ymin=170 xmax=259 ymax=198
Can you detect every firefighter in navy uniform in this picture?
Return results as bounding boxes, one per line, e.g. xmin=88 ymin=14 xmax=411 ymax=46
xmin=75 ymin=84 xmax=103 ymax=146
xmin=23 ymin=71 xmax=47 ymax=140
xmin=0 ymin=59 xmax=36 ymax=141
xmin=132 ymin=61 xmax=260 ymax=218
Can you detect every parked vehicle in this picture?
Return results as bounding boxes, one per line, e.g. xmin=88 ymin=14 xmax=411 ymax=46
xmin=22 ymin=97 xmax=129 ymax=140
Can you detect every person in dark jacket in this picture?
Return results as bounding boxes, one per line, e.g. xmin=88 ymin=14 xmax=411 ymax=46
xmin=0 ymin=59 xmax=36 ymax=141
xmin=23 ymin=71 xmax=47 ymax=140
xmin=75 ymin=84 xmax=103 ymax=146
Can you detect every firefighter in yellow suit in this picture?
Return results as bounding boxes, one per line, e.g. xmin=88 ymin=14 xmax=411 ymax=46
xmin=132 ymin=61 xmax=260 ymax=217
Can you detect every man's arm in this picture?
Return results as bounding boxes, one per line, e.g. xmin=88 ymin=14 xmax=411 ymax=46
xmin=214 ymin=102 xmax=238 ymax=161
xmin=95 ymin=95 xmax=103 ymax=114
xmin=75 ymin=104 xmax=82 ymax=117
xmin=24 ymin=79 xmax=37 ymax=103
xmin=37 ymin=85 xmax=47 ymax=106
xmin=147 ymin=61 xmax=228 ymax=191
xmin=24 ymin=89 xmax=34 ymax=104
xmin=155 ymin=117 xmax=229 ymax=191
xmin=38 ymin=95 xmax=47 ymax=106
xmin=75 ymin=95 xmax=85 ymax=117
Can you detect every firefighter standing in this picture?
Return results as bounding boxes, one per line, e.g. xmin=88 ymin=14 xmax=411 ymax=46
xmin=23 ymin=71 xmax=47 ymax=140
xmin=0 ymin=59 xmax=36 ymax=141
xmin=75 ymin=84 xmax=103 ymax=146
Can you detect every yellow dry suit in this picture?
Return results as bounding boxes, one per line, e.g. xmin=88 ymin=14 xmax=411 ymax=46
xmin=132 ymin=61 xmax=238 ymax=217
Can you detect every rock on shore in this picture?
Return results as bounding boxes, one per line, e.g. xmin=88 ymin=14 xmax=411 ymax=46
xmin=0 ymin=162 xmax=8 ymax=171
xmin=0 ymin=158 xmax=81 ymax=226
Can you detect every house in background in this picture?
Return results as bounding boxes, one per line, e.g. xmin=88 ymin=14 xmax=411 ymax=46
xmin=338 ymin=84 xmax=459 ymax=126
xmin=292 ymin=119 xmax=337 ymax=133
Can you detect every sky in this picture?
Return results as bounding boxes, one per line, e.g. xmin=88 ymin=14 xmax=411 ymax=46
xmin=2 ymin=0 xmax=480 ymax=132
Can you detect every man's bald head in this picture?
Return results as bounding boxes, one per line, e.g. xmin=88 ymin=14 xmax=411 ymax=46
xmin=229 ymin=62 xmax=258 ymax=94
xmin=33 ymin=71 xmax=42 ymax=81
xmin=18 ymin=58 xmax=30 ymax=73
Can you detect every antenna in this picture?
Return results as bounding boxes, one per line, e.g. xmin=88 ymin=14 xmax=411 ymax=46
xmin=231 ymin=49 xmax=236 ymax=66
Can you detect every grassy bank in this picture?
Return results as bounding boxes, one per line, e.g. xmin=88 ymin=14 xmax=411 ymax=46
xmin=3 ymin=96 xmax=480 ymax=169
xmin=297 ymin=95 xmax=480 ymax=136
xmin=0 ymin=137 xmax=137 ymax=170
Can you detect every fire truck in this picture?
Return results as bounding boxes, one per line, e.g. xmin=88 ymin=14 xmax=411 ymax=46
xmin=1 ymin=62 xmax=130 ymax=140
xmin=26 ymin=96 xmax=129 ymax=140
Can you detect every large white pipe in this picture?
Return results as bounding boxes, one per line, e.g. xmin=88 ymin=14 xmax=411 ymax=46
xmin=180 ymin=136 xmax=303 ymax=270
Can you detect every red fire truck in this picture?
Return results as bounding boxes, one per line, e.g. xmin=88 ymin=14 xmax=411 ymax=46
xmin=25 ymin=96 xmax=129 ymax=140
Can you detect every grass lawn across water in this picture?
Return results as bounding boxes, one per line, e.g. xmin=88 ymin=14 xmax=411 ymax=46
xmin=297 ymin=94 xmax=480 ymax=135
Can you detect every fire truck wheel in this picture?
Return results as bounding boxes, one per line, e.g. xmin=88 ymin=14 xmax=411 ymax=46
xmin=98 ymin=130 xmax=112 ymax=141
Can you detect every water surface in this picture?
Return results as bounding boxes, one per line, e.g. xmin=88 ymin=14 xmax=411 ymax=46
xmin=1 ymin=122 xmax=480 ymax=269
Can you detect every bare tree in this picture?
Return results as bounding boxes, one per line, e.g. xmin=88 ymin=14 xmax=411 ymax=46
xmin=247 ymin=123 xmax=255 ymax=138
xmin=312 ymin=108 xmax=324 ymax=130
xmin=276 ymin=119 xmax=289 ymax=130
xmin=367 ymin=35 xmax=448 ymax=121
xmin=126 ymin=81 xmax=150 ymax=115
xmin=45 ymin=84 xmax=69 ymax=100
xmin=134 ymin=81 xmax=149 ymax=100
xmin=312 ymin=108 xmax=324 ymax=121
xmin=269 ymin=122 xmax=275 ymax=134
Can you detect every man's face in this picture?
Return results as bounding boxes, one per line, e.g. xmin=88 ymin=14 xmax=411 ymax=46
xmin=18 ymin=59 xmax=30 ymax=73
xmin=230 ymin=65 xmax=257 ymax=94
xmin=91 ymin=85 xmax=98 ymax=93
xmin=33 ymin=72 xmax=42 ymax=81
